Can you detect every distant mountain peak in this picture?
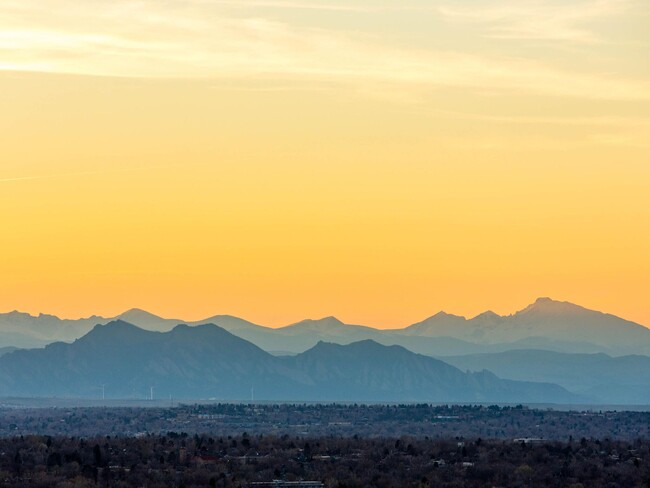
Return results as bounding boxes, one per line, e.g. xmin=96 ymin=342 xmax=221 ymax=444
xmin=206 ymin=314 xmax=248 ymax=321
xmin=37 ymin=312 xmax=55 ymax=318
xmin=318 ymin=316 xmax=344 ymax=324
xmin=171 ymin=323 xmax=191 ymax=331
xmin=114 ymin=309 xmax=184 ymax=332
xmin=401 ymin=311 xmax=468 ymax=337
xmin=472 ymin=310 xmax=501 ymax=320
xmin=350 ymin=339 xmax=408 ymax=353
xmin=532 ymin=297 xmax=576 ymax=308
xmin=196 ymin=314 xmax=265 ymax=332
xmin=4 ymin=310 xmax=34 ymax=319
xmin=422 ymin=311 xmax=466 ymax=321
xmin=93 ymin=319 xmax=142 ymax=331
xmin=79 ymin=320 xmax=153 ymax=344
xmin=168 ymin=323 xmax=238 ymax=341
xmin=118 ymin=308 xmax=163 ymax=320
xmin=517 ymin=297 xmax=587 ymax=316
xmin=307 ymin=338 xmax=405 ymax=356
xmin=288 ymin=316 xmax=345 ymax=329
xmin=432 ymin=311 xmax=457 ymax=318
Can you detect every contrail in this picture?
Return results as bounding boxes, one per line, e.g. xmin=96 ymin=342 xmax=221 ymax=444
xmin=0 ymin=165 xmax=180 ymax=184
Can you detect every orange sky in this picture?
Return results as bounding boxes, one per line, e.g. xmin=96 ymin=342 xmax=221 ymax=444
xmin=1 ymin=0 xmax=649 ymax=328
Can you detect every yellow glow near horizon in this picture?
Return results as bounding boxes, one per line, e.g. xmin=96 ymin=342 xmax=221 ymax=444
xmin=1 ymin=0 xmax=649 ymax=328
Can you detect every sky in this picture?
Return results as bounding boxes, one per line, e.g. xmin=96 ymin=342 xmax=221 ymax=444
xmin=1 ymin=0 xmax=649 ymax=328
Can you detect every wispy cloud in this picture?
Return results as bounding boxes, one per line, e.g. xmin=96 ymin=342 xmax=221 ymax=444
xmin=426 ymin=110 xmax=650 ymax=148
xmin=438 ymin=0 xmax=632 ymax=43
xmin=1 ymin=0 xmax=649 ymax=101
xmin=432 ymin=110 xmax=650 ymax=127
xmin=201 ymin=0 xmax=379 ymax=12
xmin=0 ymin=165 xmax=178 ymax=184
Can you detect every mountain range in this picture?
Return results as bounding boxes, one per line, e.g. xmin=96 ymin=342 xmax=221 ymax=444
xmin=443 ymin=349 xmax=650 ymax=405
xmin=1 ymin=298 xmax=649 ymax=356
xmin=1 ymin=298 xmax=649 ymax=404
xmin=0 ymin=320 xmax=579 ymax=403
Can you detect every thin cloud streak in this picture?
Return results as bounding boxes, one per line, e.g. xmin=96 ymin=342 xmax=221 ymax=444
xmin=1 ymin=0 xmax=649 ymax=100
xmin=203 ymin=0 xmax=379 ymax=12
xmin=0 ymin=165 xmax=180 ymax=184
xmin=190 ymin=0 xmax=438 ymax=13
xmin=432 ymin=110 xmax=650 ymax=127
xmin=438 ymin=0 xmax=633 ymax=43
xmin=424 ymin=109 xmax=650 ymax=148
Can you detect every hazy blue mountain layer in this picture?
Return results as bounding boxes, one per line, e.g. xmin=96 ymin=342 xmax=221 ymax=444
xmin=0 ymin=321 xmax=580 ymax=403
xmin=443 ymin=349 xmax=650 ymax=404
xmin=1 ymin=299 xmax=649 ymax=358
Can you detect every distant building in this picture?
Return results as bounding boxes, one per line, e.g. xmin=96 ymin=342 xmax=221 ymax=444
xmin=513 ymin=438 xmax=545 ymax=444
xmin=195 ymin=455 xmax=219 ymax=465
xmin=179 ymin=447 xmax=187 ymax=463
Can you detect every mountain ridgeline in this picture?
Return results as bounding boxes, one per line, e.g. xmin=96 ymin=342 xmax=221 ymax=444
xmin=1 ymin=298 xmax=648 ymax=357
xmin=1 ymin=298 xmax=649 ymax=404
xmin=0 ymin=320 xmax=579 ymax=403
